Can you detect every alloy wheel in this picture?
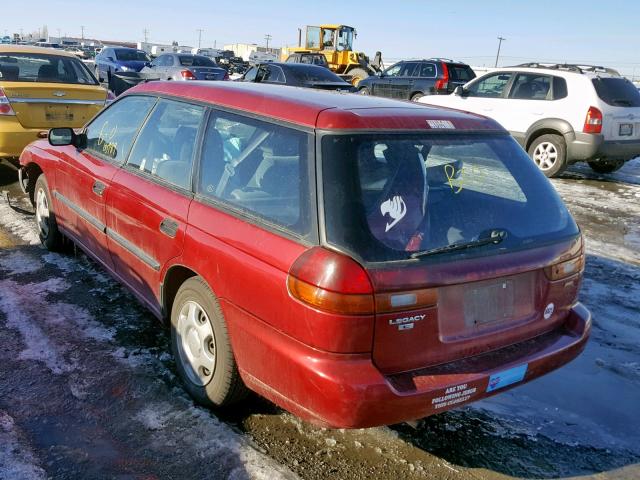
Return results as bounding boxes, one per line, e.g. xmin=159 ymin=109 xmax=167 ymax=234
xmin=532 ymin=142 xmax=558 ymax=171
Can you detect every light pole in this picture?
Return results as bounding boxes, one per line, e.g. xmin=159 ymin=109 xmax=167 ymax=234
xmin=197 ymin=29 xmax=204 ymax=49
xmin=265 ymin=34 xmax=272 ymax=50
xmin=495 ymin=36 xmax=506 ymax=67
xmin=80 ymin=25 xmax=85 ymax=40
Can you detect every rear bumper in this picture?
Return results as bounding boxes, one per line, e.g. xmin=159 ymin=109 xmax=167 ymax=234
xmin=568 ymin=132 xmax=640 ymax=162
xmin=0 ymin=116 xmax=44 ymax=159
xmin=226 ymin=301 xmax=591 ymax=429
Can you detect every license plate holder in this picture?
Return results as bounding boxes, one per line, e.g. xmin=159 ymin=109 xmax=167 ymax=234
xmin=619 ymin=123 xmax=633 ymax=136
xmin=45 ymin=105 xmax=74 ymax=121
xmin=463 ymin=279 xmax=515 ymax=327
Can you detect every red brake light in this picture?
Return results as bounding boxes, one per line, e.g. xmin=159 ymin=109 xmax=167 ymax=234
xmin=0 ymin=88 xmax=16 ymax=116
xmin=583 ymin=106 xmax=602 ymax=134
xmin=434 ymin=62 xmax=449 ymax=91
xmin=180 ymin=70 xmax=197 ymax=80
xmin=287 ymin=247 xmax=374 ymax=315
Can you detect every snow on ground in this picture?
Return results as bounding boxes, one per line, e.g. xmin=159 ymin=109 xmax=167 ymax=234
xmin=0 ymin=191 xmax=39 ymax=245
xmin=0 ymin=411 xmax=46 ymax=480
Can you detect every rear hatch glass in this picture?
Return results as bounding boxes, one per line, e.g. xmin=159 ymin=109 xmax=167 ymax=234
xmin=447 ymin=64 xmax=476 ymax=83
xmin=592 ymin=77 xmax=640 ymax=107
xmin=321 ymin=133 xmax=578 ymax=263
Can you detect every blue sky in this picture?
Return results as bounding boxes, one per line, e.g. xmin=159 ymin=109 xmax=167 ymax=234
xmin=3 ymin=0 xmax=640 ymax=75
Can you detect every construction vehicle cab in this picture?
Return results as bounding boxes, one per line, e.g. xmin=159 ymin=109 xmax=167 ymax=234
xmin=291 ymin=24 xmax=381 ymax=86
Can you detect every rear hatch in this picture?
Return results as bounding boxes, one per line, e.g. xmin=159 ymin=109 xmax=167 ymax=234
xmin=592 ymin=77 xmax=640 ymax=141
xmin=0 ymin=51 xmax=105 ymax=128
xmin=445 ymin=63 xmax=476 ymax=93
xmin=321 ymin=131 xmax=583 ymax=374
xmin=190 ymin=67 xmax=226 ymax=80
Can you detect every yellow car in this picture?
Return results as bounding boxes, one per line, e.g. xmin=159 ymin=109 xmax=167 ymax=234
xmin=0 ymin=45 xmax=108 ymax=164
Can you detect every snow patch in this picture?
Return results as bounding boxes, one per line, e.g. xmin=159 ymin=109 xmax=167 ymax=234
xmin=0 ymin=250 xmax=43 ymax=275
xmin=0 ymin=411 xmax=47 ymax=480
xmin=0 ymin=191 xmax=39 ymax=245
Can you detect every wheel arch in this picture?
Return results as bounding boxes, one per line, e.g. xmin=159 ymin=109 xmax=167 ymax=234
xmin=525 ymin=118 xmax=575 ymax=151
xmin=161 ymin=264 xmax=200 ymax=322
xmin=21 ymin=161 xmax=44 ymax=204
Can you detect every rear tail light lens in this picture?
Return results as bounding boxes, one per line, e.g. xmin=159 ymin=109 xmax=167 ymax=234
xmin=375 ymin=288 xmax=438 ymax=314
xmin=583 ymin=106 xmax=603 ymax=134
xmin=434 ymin=62 xmax=449 ymax=91
xmin=287 ymin=247 xmax=374 ymax=315
xmin=545 ymin=236 xmax=585 ymax=280
xmin=0 ymin=88 xmax=16 ymax=116
xmin=180 ymin=70 xmax=197 ymax=80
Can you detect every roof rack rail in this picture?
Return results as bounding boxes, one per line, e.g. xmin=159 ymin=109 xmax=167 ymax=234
xmin=426 ymin=57 xmax=458 ymax=63
xmin=512 ymin=62 xmax=620 ymax=76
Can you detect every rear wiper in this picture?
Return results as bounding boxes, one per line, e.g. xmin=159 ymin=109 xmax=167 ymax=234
xmin=612 ymin=99 xmax=633 ymax=106
xmin=410 ymin=229 xmax=507 ymax=259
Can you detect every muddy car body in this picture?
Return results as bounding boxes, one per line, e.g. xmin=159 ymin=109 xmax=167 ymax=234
xmin=18 ymin=81 xmax=590 ymax=428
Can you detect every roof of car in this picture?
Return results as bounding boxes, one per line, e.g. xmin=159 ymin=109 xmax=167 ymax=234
xmin=130 ymin=81 xmax=504 ymax=131
xmin=495 ymin=65 xmax=619 ymax=78
xmin=0 ymin=44 xmax=77 ymax=57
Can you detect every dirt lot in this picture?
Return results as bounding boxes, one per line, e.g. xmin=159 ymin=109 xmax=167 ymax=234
xmin=0 ymin=158 xmax=639 ymax=480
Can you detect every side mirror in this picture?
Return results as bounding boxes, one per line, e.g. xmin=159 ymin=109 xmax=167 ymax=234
xmin=48 ymin=128 xmax=74 ymax=146
xmin=454 ymin=86 xmax=466 ymax=97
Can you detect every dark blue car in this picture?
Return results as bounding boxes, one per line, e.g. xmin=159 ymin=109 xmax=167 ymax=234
xmin=94 ymin=47 xmax=151 ymax=83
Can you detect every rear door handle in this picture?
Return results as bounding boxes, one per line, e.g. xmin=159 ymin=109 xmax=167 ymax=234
xmin=92 ymin=180 xmax=106 ymax=196
xmin=159 ymin=218 xmax=179 ymax=238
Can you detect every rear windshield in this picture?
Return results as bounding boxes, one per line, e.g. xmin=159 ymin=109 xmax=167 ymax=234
xmin=179 ymin=55 xmax=216 ymax=67
xmin=0 ymin=52 xmax=97 ymax=85
xmin=114 ymin=49 xmax=150 ymax=62
xmin=592 ymin=77 xmax=640 ymax=107
xmin=322 ymin=133 xmax=578 ymax=262
xmin=448 ymin=64 xmax=476 ymax=82
xmin=290 ymin=66 xmax=343 ymax=83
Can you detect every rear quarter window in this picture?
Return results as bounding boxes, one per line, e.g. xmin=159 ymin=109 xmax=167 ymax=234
xmin=448 ymin=65 xmax=475 ymax=82
xmin=592 ymin=77 xmax=640 ymax=107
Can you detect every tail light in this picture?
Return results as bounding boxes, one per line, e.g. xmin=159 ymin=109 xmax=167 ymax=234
xmin=583 ymin=106 xmax=603 ymax=134
xmin=434 ymin=62 xmax=449 ymax=92
xmin=544 ymin=236 xmax=585 ymax=280
xmin=180 ymin=70 xmax=197 ymax=80
xmin=223 ymin=71 xmax=230 ymax=81
xmin=287 ymin=247 xmax=374 ymax=315
xmin=0 ymin=88 xmax=16 ymax=116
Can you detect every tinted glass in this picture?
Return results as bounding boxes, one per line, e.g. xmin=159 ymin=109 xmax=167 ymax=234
xmin=552 ymin=77 xmax=568 ymax=100
xmin=592 ymin=78 xmax=640 ymax=107
xmin=322 ymin=133 xmax=578 ymax=262
xmin=126 ymin=100 xmax=205 ymax=190
xmin=384 ymin=64 xmax=402 ymax=77
xmin=467 ymin=72 xmax=512 ymax=98
xmin=179 ymin=55 xmax=216 ymax=67
xmin=416 ymin=63 xmax=436 ymax=78
xmin=290 ymin=65 xmax=344 ymax=82
xmin=448 ymin=65 xmax=475 ymax=82
xmin=85 ymin=96 xmax=157 ymax=163
xmin=114 ymin=49 xmax=150 ymax=62
xmin=509 ymin=73 xmax=551 ymax=100
xmin=243 ymin=67 xmax=258 ymax=82
xmin=0 ymin=53 xmax=97 ymax=85
xmin=197 ymin=111 xmax=312 ymax=236
xmin=399 ymin=62 xmax=419 ymax=76
xmin=263 ymin=65 xmax=285 ymax=83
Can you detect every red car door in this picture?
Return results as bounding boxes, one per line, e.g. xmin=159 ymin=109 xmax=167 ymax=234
xmin=105 ymin=99 xmax=205 ymax=313
xmin=52 ymin=95 xmax=157 ymax=270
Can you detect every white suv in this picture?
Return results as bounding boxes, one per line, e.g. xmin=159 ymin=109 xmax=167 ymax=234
xmin=419 ymin=63 xmax=640 ymax=177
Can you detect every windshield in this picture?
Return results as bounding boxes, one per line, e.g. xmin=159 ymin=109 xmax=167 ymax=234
xmin=179 ymin=55 xmax=216 ymax=67
xmin=115 ymin=49 xmax=150 ymax=62
xmin=337 ymin=27 xmax=354 ymax=51
xmin=322 ymin=133 xmax=578 ymax=262
xmin=290 ymin=66 xmax=344 ymax=83
xmin=592 ymin=77 xmax=640 ymax=107
xmin=0 ymin=52 xmax=98 ymax=85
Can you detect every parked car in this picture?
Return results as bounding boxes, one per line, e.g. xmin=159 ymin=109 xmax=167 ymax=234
xmin=0 ymin=45 xmax=108 ymax=165
xmin=285 ymin=52 xmax=329 ymax=68
xmin=141 ymin=53 xmax=228 ymax=81
xmin=358 ymin=58 xmax=476 ymax=101
xmin=18 ymin=81 xmax=590 ymax=428
xmin=419 ymin=63 xmax=640 ymax=176
xmin=94 ymin=47 xmax=151 ymax=83
xmin=239 ymin=62 xmax=354 ymax=91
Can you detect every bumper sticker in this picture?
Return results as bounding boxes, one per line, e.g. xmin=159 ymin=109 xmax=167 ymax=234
xmin=486 ymin=364 xmax=528 ymax=392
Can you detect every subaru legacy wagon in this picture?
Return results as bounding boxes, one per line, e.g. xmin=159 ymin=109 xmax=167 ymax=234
xmin=18 ymin=82 xmax=591 ymax=428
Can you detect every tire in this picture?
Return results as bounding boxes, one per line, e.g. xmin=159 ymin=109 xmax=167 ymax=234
xmin=348 ymin=67 xmax=369 ymax=87
xmin=358 ymin=87 xmax=370 ymax=95
xmin=33 ymin=174 xmax=64 ymax=251
xmin=170 ymin=277 xmax=248 ymax=408
xmin=588 ymin=160 xmax=624 ymax=174
xmin=527 ymin=134 xmax=567 ymax=178
xmin=410 ymin=92 xmax=424 ymax=102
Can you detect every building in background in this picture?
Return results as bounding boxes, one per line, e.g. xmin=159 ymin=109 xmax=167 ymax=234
xmin=223 ymin=43 xmax=280 ymax=62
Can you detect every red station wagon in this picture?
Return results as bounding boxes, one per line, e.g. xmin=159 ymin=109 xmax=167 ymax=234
xmin=18 ymin=81 xmax=591 ymax=428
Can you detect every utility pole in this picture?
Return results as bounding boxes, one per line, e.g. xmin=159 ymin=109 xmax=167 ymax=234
xmin=495 ymin=36 xmax=506 ymax=68
xmin=80 ymin=25 xmax=85 ymax=40
xmin=57 ymin=28 xmax=61 ymax=41
xmin=196 ymin=29 xmax=204 ymax=49
xmin=265 ymin=34 xmax=272 ymax=50
xmin=143 ymin=28 xmax=149 ymax=43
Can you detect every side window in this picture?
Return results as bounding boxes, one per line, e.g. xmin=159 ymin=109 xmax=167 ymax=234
xmin=85 ymin=95 xmax=157 ymax=164
xmin=384 ymin=64 xmax=402 ymax=77
xmin=197 ymin=111 xmax=311 ymax=235
xmin=263 ymin=65 xmax=285 ymax=83
xmin=509 ymin=73 xmax=551 ymax=100
xmin=126 ymin=99 xmax=205 ymax=190
xmin=243 ymin=67 xmax=258 ymax=82
xmin=466 ymin=72 xmax=513 ymax=98
xmin=552 ymin=76 xmax=568 ymax=100
xmin=417 ymin=63 xmax=436 ymax=78
xmin=399 ymin=62 xmax=419 ymax=77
